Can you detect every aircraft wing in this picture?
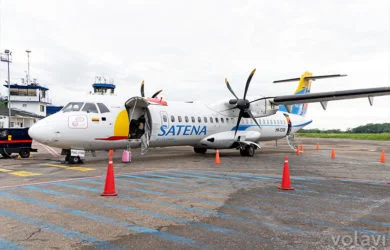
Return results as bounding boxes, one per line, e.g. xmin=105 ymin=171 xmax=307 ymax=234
xmin=270 ymin=86 xmax=390 ymax=109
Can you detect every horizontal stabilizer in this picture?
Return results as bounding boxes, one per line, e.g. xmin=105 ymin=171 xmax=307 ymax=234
xmin=271 ymin=87 xmax=390 ymax=105
xmin=273 ymin=74 xmax=347 ymax=83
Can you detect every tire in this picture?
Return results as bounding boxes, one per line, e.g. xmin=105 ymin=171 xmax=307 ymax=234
xmin=193 ymin=147 xmax=207 ymax=154
xmin=69 ymin=156 xmax=80 ymax=164
xmin=246 ymin=146 xmax=255 ymax=157
xmin=19 ymin=149 xmax=30 ymax=158
xmin=0 ymin=148 xmax=11 ymax=158
xmin=240 ymin=146 xmax=255 ymax=157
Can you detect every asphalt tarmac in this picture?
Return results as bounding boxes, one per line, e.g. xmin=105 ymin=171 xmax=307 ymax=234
xmin=0 ymin=137 xmax=389 ymax=249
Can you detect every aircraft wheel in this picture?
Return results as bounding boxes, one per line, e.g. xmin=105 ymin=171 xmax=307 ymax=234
xmin=19 ymin=149 xmax=30 ymax=158
xmin=193 ymin=147 xmax=207 ymax=154
xmin=246 ymin=146 xmax=255 ymax=157
xmin=240 ymin=148 xmax=247 ymax=156
xmin=69 ymin=156 xmax=81 ymax=164
xmin=240 ymin=146 xmax=255 ymax=157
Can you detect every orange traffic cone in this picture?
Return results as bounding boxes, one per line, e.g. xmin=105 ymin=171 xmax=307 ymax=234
xmin=316 ymin=143 xmax=320 ymax=150
xmin=380 ymin=150 xmax=386 ymax=163
xmin=296 ymin=146 xmax=300 ymax=156
xmin=331 ymin=148 xmax=336 ymax=159
xmin=109 ymin=149 xmax=114 ymax=156
xmin=215 ymin=150 xmax=221 ymax=164
xmin=279 ymin=157 xmax=294 ymax=190
xmin=101 ymin=155 xmax=118 ymax=196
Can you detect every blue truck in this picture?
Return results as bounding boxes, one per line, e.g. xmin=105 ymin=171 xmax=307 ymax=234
xmin=0 ymin=128 xmax=37 ymax=158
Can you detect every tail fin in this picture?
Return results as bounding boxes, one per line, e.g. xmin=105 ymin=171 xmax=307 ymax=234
xmin=274 ymin=72 xmax=346 ymax=116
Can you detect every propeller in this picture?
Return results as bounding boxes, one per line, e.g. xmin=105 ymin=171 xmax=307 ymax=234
xmin=140 ymin=80 xmax=163 ymax=98
xmin=225 ymin=69 xmax=262 ymax=137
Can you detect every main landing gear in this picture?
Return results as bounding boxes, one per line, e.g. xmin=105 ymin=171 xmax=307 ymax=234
xmin=239 ymin=145 xmax=256 ymax=157
xmin=193 ymin=147 xmax=207 ymax=154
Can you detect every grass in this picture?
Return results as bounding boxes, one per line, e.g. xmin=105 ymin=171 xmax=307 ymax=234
xmin=297 ymin=133 xmax=390 ymax=141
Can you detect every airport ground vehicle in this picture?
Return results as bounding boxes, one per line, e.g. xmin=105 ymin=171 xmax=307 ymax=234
xmin=0 ymin=128 xmax=37 ymax=158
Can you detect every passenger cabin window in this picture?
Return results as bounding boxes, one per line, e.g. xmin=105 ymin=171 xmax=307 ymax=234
xmin=215 ymin=117 xmax=219 ymax=123
xmin=185 ymin=116 xmax=189 ymax=123
xmin=97 ymin=103 xmax=110 ymax=113
xmin=191 ymin=116 xmax=195 ymax=123
xmin=62 ymin=102 xmax=84 ymax=112
xmin=226 ymin=118 xmax=229 ymax=123
xmin=198 ymin=117 xmax=201 ymax=123
xmin=204 ymin=117 xmax=208 ymax=123
xmin=82 ymin=103 xmax=98 ymax=113
xmin=221 ymin=118 xmax=224 ymax=123
xmin=178 ymin=116 xmax=182 ymax=122
xmin=163 ymin=115 xmax=168 ymax=122
xmin=171 ymin=115 xmax=175 ymax=122
xmin=210 ymin=117 xmax=213 ymax=123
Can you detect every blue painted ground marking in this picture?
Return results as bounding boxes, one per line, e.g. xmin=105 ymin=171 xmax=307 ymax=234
xmin=0 ymin=208 xmax=121 ymax=249
xmin=54 ymin=181 xmax=309 ymax=235
xmin=85 ymin=179 xmax=279 ymax=217
xmin=136 ymin=173 xmax=241 ymax=188
xmin=53 ymin=182 xmax=223 ymax=217
xmin=23 ymin=186 xmax=240 ymax=236
xmin=174 ymin=170 xmax=278 ymax=181
xmin=0 ymin=192 xmax=203 ymax=248
xmin=157 ymin=172 xmax=261 ymax=188
xmin=0 ymin=238 xmax=25 ymax=250
xmin=122 ymin=174 xmax=232 ymax=192
xmin=115 ymin=178 xmax=227 ymax=199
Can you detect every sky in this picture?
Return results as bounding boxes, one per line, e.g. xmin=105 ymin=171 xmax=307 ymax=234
xmin=0 ymin=0 xmax=389 ymax=130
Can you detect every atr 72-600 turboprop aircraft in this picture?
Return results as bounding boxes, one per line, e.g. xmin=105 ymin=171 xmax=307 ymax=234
xmin=28 ymin=70 xmax=390 ymax=164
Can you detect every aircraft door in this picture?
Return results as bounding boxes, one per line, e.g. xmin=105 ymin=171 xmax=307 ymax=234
xmin=283 ymin=113 xmax=292 ymax=135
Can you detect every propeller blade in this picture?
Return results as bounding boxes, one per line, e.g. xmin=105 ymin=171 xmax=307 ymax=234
xmin=151 ymin=89 xmax=163 ymax=98
xmin=225 ymin=78 xmax=239 ymax=100
xmin=234 ymin=110 xmax=244 ymax=137
xmin=243 ymin=68 xmax=256 ymax=100
xmin=247 ymin=110 xmax=261 ymax=129
xmin=141 ymin=80 xmax=145 ymax=97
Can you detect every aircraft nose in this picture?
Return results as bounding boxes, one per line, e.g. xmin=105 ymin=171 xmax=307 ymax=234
xmin=29 ymin=120 xmax=53 ymax=143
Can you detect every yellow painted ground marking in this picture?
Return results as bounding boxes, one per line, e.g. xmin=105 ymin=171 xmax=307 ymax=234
xmin=68 ymin=167 xmax=95 ymax=172
xmin=43 ymin=164 xmax=95 ymax=171
xmin=11 ymin=171 xmax=42 ymax=177
xmin=0 ymin=168 xmax=13 ymax=173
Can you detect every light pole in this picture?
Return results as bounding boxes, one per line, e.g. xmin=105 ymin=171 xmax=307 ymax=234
xmin=26 ymin=49 xmax=31 ymax=84
xmin=1 ymin=49 xmax=12 ymax=128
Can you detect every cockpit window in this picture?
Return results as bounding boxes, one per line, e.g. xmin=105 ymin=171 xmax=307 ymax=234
xmin=82 ymin=103 xmax=99 ymax=113
xmin=62 ymin=102 xmax=84 ymax=112
xmin=97 ymin=103 xmax=110 ymax=113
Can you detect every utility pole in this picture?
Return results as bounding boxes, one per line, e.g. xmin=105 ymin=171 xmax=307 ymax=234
xmin=1 ymin=49 xmax=12 ymax=128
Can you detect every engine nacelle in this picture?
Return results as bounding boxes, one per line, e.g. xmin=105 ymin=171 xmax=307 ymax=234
xmin=200 ymin=131 xmax=261 ymax=149
xmin=249 ymin=99 xmax=279 ymax=118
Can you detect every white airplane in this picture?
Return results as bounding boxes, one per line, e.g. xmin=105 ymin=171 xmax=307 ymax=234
xmin=28 ymin=70 xmax=390 ymax=164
